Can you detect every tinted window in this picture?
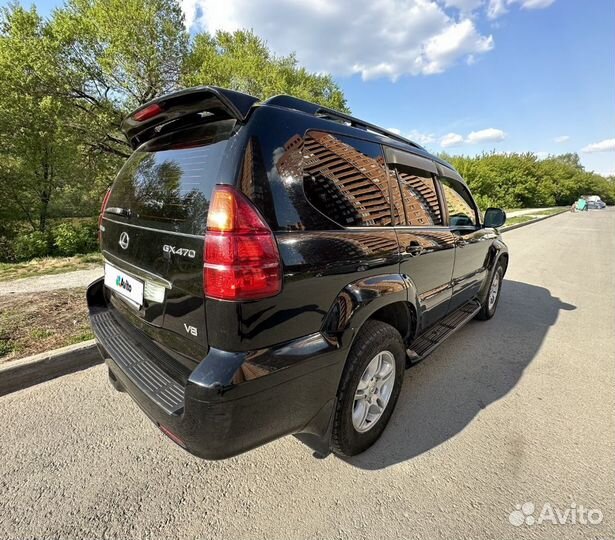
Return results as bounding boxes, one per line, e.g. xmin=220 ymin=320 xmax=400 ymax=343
xmin=440 ymin=178 xmax=477 ymax=226
xmin=302 ymin=131 xmax=392 ymax=227
xmin=106 ymin=119 xmax=235 ymax=235
xmin=388 ymin=163 xmax=442 ymax=226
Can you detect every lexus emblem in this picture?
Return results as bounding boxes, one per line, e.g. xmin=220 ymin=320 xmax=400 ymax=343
xmin=118 ymin=232 xmax=130 ymax=250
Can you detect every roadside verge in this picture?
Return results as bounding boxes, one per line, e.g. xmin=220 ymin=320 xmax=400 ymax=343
xmin=0 ymin=340 xmax=100 ymax=397
xmin=501 ymin=208 xmax=568 ymax=233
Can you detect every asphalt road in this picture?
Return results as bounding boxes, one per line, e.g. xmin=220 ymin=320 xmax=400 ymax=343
xmin=1 ymin=209 xmax=613 ymax=540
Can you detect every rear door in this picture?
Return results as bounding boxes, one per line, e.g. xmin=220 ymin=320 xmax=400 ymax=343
xmin=384 ymin=147 xmax=457 ymax=331
xmin=438 ymin=175 xmax=491 ymax=310
xmin=101 ymin=119 xmax=238 ymax=360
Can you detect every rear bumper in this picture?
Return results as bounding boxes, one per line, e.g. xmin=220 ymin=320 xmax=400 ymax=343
xmin=87 ymin=278 xmax=343 ymax=459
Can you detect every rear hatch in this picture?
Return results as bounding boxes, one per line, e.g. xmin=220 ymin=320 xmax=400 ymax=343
xmin=101 ymin=110 xmax=242 ymax=366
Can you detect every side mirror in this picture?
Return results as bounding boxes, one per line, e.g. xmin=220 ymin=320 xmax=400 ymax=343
xmin=484 ymin=207 xmax=506 ymax=228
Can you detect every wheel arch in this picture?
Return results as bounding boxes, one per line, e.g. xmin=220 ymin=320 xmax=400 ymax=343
xmin=479 ymin=241 xmax=509 ymax=303
xmin=301 ymin=274 xmax=418 ymax=457
xmin=322 ymin=273 xmax=419 ymax=351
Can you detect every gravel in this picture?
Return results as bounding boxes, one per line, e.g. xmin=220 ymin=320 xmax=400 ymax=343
xmin=0 ymin=268 xmax=103 ymax=296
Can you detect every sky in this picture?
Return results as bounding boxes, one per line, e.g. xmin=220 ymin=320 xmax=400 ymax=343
xmin=7 ymin=0 xmax=615 ymax=175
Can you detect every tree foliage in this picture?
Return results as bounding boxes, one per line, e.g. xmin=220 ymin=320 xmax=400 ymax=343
xmin=183 ymin=30 xmax=349 ymax=112
xmin=440 ymin=151 xmax=615 ymax=209
xmin=0 ymin=6 xmax=105 ymax=233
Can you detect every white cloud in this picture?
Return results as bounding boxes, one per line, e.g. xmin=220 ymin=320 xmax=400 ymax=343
xmin=440 ymin=128 xmax=507 ymax=147
xmin=488 ymin=0 xmax=555 ymax=19
xmin=442 ymin=0 xmax=484 ymax=13
xmin=387 ymin=128 xmax=436 ymax=146
xmin=516 ymin=0 xmax=555 ymax=9
xmin=554 ymin=135 xmax=570 ymax=143
xmin=183 ymin=0 xmax=494 ymax=80
xmin=441 ymin=132 xmax=465 ymax=147
xmin=581 ymin=138 xmax=615 ymax=153
xmin=408 ymin=130 xmax=437 ymax=145
xmin=421 ymin=19 xmax=493 ymax=75
xmin=487 ymin=0 xmax=507 ymax=17
xmin=466 ymin=128 xmax=506 ymax=143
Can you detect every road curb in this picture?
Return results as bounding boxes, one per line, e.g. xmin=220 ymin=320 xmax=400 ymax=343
xmin=0 ymin=340 xmax=101 ymax=397
xmin=501 ymin=209 xmax=568 ymax=233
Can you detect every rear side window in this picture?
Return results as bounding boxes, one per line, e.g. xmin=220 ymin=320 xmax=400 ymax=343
xmin=302 ymin=131 xmax=393 ymax=227
xmin=392 ymin=165 xmax=442 ymax=226
xmin=106 ymin=119 xmax=236 ymax=235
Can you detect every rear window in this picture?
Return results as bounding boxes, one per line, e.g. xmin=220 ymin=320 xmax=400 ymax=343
xmin=105 ymin=119 xmax=236 ymax=235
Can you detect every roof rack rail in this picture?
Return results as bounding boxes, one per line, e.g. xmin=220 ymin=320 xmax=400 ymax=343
xmin=263 ymin=94 xmax=425 ymax=151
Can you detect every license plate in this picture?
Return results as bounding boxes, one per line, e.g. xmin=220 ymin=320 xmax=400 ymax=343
xmin=104 ymin=263 xmax=144 ymax=307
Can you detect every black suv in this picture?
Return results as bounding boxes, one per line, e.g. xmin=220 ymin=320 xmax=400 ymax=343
xmin=87 ymin=86 xmax=508 ymax=459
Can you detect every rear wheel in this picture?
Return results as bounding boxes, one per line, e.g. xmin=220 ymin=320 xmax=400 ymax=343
xmin=331 ymin=320 xmax=405 ymax=457
xmin=476 ymin=263 xmax=504 ymax=320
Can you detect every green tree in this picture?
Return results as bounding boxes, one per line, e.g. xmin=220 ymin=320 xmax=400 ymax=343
xmin=440 ymin=150 xmax=615 ymax=209
xmin=0 ymin=6 xmax=88 ymax=232
xmin=51 ymin=0 xmax=189 ymax=158
xmin=0 ymin=0 xmax=189 ymax=237
xmin=183 ymin=29 xmax=349 ymax=113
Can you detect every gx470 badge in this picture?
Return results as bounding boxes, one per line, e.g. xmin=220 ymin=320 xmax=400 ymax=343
xmin=163 ymin=245 xmax=196 ymax=259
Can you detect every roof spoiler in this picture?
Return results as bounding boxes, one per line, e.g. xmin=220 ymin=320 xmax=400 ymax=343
xmin=121 ymin=86 xmax=260 ymax=150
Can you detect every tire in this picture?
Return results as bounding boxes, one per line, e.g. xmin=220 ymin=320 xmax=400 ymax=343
xmin=476 ymin=262 xmax=504 ymax=320
xmin=330 ymin=319 xmax=405 ymax=457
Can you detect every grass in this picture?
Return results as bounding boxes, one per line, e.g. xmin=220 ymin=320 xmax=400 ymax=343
xmin=531 ymin=208 xmax=566 ymax=217
xmin=0 ymin=252 xmax=102 ymax=282
xmin=504 ymin=215 xmax=536 ymax=227
xmin=503 ymin=207 xmax=566 ymax=228
xmin=0 ymin=288 xmax=93 ymax=364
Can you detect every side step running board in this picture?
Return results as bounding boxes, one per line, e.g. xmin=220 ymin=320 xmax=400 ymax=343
xmin=406 ymin=299 xmax=481 ymax=366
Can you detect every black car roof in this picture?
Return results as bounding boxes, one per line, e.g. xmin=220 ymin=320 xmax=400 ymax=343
xmin=123 ymin=85 xmax=461 ymax=180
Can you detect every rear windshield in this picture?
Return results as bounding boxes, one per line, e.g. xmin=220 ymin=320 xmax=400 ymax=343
xmin=105 ymin=119 xmax=236 ymax=235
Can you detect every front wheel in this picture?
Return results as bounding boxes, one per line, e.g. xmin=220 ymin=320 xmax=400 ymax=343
xmin=476 ymin=263 xmax=504 ymax=320
xmin=330 ymin=320 xmax=405 ymax=457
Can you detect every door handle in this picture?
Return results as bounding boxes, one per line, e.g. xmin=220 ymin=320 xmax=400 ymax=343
xmin=456 ymin=239 xmax=469 ymax=247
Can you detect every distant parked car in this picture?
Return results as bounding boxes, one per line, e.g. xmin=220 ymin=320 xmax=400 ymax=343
xmin=586 ymin=195 xmax=606 ymax=209
xmin=587 ymin=200 xmax=606 ymax=210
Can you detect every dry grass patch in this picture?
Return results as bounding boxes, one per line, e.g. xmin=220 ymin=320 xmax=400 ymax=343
xmin=0 ymin=288 xmax=93 ymax=363
xmin=0 ymin=253 xmax=102 ymax=282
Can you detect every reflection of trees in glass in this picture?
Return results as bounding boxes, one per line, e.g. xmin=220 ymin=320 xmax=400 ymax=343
xmin=110 ymin=149 xmax=210 ymax=233
xmin=442 ymin=183 xmax=472 ymax=218
xmin=186 ymin=191 xmax=209 ymax=235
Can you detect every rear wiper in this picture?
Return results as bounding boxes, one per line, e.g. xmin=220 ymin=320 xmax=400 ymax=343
xmin=105 ymin=207 xmax=133 ymax=218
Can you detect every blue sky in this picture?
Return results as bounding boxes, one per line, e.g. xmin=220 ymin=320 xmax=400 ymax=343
xmin=7 ymin=0 xmax=615 ymax=175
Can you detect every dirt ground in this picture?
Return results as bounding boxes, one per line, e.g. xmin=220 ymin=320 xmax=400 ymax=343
xmin=0 ymin=288 xmax=92 ymax=363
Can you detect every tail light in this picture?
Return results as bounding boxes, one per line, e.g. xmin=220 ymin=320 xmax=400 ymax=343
xmin=132 ymin=102 xmax=163 ymax=122
xmin=98 ymin=188 xmax=112 ymax=243
xmin=204 ymin=185 xmax=282 ymax=300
